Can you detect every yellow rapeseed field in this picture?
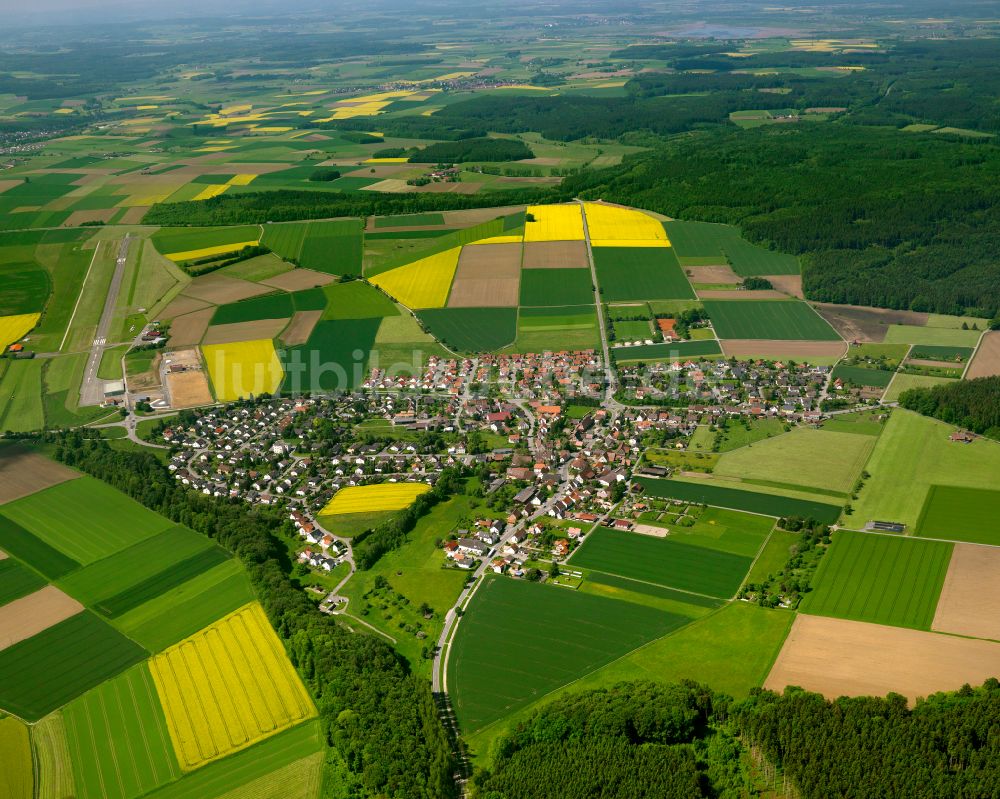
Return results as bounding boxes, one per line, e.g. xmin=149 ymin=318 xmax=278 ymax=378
xmin=363 ymin=157 xmax=410 ymax=164
xmin=227 ymin=174 xmax=257 ymax=186
xmin=164 ymin=241 xmax=259 ymax=262
xmin=469 ymin=234 xmax=523 ymax=245
xmin=524 ymin=204 xmax=584 ymax=242
xmin=202 ymin=339 xmax=284 ymax=401
xmin=150 ymin=603 xmax=316 ymax=771
xmin=370 ymin=247 xmax=461 ymax=308
xmin=320 ymin=482 xmax=431 ymax=516
xmin=589 ymin=238 xmax=669 ymax=249
xmin=583 ymin=202 xmax=669 ymax=242
xmin=0 ymin=313 xmax=41 ymax=352
xmin=192 ymin=184 xmax=229 ymax=201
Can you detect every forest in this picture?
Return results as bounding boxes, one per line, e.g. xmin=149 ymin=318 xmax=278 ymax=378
xmin=407 ymin=138 xmax=533 ymax=163
xmin=898 ymin=376 xmax=1000 ymax=439
xmin=33 ymin=431 xmax=458 ymax=799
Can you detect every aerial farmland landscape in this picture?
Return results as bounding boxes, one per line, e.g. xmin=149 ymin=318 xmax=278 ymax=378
xmin=2 ymin=0 xmax=1000 ymax=797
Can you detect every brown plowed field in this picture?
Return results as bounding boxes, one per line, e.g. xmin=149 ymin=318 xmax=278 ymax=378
xmin=168 ymin=307 xmax=215 ymax=347
xmin=442 ymin=206 xmax=525 ymax=226
xmin=0 ymin=445 xmax=80 ymax=505
xmin=201 ymin=318 xmax=289 ymax=345
xmin=966 ymin=331 xmax=1000 ymax=379
xmin=280 ymin=310 xmax=323 ymax=346
xmin=720 ymin=339 xmax=848 ymax=359
xmin=180 ymin=274 xmax=271 ymax=305
xmin=0 ymin=587 xmax=84 ymax=652
xmin=522 ymin=241 xmax=588 ymax=269
xmin=167 ymin=370 xmax=214 ymax=409
xmin=813 ymin=303 xmax=929 ymax=342
xmin=685 ymin=265 xmax=741 ymax=284
xmin=159 ymin=294 xmax=211 ymax=320
xmin=260 ymin=268 xmax=336 ymax=291
xmin=932 ymin=544 xmax=1000 ymax=641
xmin=447 ymin=243 xmax=522 ymax=307
xmin=765 ymin=614 xmax=1000 ymax=703
xmin=766 ymin=274 xmax=804 ymax=298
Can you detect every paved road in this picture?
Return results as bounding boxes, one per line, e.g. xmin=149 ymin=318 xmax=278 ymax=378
xmin=79 ymin=236 xmax=132 ymax=408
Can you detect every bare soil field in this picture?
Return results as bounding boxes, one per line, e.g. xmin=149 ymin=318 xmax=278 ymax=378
xmin=260 ymin=268 xmax=336 ymax=292
xmin=766 ymin=614 xmax=1000 ymax=703
xmin=180 ymin=273 xmax=271 ymax=305
xmin=167 ymin=307 xmax=214 ymax=347
xmin=813 ymin=303 xmax=929 ymax=342
xmin=361 ymin=179 xmax=411 ymax=193
xmin=128 ymin=351 xmax=162 ymax=391
xmin=202 ymin=318 xmax=289 ymax=345
xmin=966 ymin=331 xmax=1000 ymax=379
xmin=0 ymin=550 xmax=6 ymax=560
xmin=448 ymin=243 xmax=522 ymax=307
xmin=0 ymin=587 xmax=84 ymax=652
xmin=522 ymin=241 xmax=588 ymax=269
xmin=932 ymin=544 xmax=1000 ymax=641
xmin=280 ymin=310 xmax=323 ymax=346
xmin=167 ymin=370 xmax=214 ymax=409
xmin=696 ymin=289 xmax=789 ymax=300
xmin=442 ymin=206 xmax=525 ymax=226
xmin=159 ymin=294 xmax=211 ymax=320
xmin=0 ymin=179 xmax=23 ymax=194
xmin=0 ymin=446 xmax=80 ymax=505
xmin=685 ymin=265 xmax=741 ymax=284
xmin=767 ymin=274 xmax=804 ymax=298
xmin=414 ymin=182 xmax=481 ymax=195
xmin=447 ymin=278 xmax=520 ymax=308
xmin=118 ymin=206 xmax=149 ymax=225
xmin=64 ymin=209 xmax=117 ymax=226
xmin=720 ymin=339 xmax=848 ymax=359
xmin=905 ymin=358 xmax=964 ymax=369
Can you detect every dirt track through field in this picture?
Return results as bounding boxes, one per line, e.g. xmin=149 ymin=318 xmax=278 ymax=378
xmin=0 ymin=587 xmax=84 ymax=651
xmin=202 ymin=318 xmax=290 ymax=345
xmin=766 ymin=614 xmax=1000 ymax=702
xmin=813 ymin=303 xmax=929 ymax=342
xmin=281 ymin=310 xmax=323 ymax=346
xmin=966 ymin=331 xmax=1000 ymax=378
xmin=932 ymin=544 xmax=1000 ymax=641
xmin=260 ymin=268 xmax=336 ymax=291
xmin=168 ymin=307 xmax=214 ymax=347
xmin=0 ymin=446 xmax=80 ymax=505
xmin=181 ymin=274 xmax=271 ymax=305
xmin=720 ymin=339 xmax=848 ymax=359
xmin=522 ymin=241 xmax=588 ymax=269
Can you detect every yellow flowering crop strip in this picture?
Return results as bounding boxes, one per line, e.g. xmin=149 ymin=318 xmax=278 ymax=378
xmin=524 ymin=204 xmax=584 ymax=242
xmin=227 ymin=174 xmax=257 ymax=186
xmin=0 ymin=313 xmax=40 ymax=352
xmin=202 ymin=339 xmax=284 ymax=401
xmin=192 ymin=184 xmax=229 ymax=201
xmin=164 ymin=241 xmax=259 ymax=262
xmin=583 ymin=202 xmax=669 ymax=242
xmin=320 ymin=483 xmax=431 ymax=516
xmin=150 ymin=603 xmax=317 ymax=771
xmin=370 ymin=247 xmax=461 ymax=309
xmin=468 ymin=234 xmax=523 ymax=245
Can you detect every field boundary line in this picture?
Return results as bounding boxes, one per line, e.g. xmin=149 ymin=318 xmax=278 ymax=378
xmin=578 ymin=566 xmax=727 ymax=602
xmin=59 ymin=241 xmax=103 ymax=352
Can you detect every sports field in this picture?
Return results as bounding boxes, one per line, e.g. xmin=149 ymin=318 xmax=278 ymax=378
xmin=64 ymin=663 xmax=180 ymax=799
xmin=569 ymin=526 xmax=753 ymax=598
xmin=713 ymin=427 xmax=874 ymax=495
xmin=583 ymin=203 xmax=668 ymax=242
xmin=592 ymin=246 xmax=694 ymax=301
xmin=370 ymin=247 xmax=461 ymax=308
xmin=0 ymin=611 xmax=147 ymax=721
xmin=319 ymin=482 xmax=429 ymax=515
xmin=150 ymin=603 xmax=316 ymax=771
xmin=0 ymin=476 xmax=173 ymax=565
xmin=202 ymin=339 xmax=283 ymax=401
xmin=704 ymin=300 xmax=841 ymax=340
xmin=417 ymin=307 xmax=517 ymax=352
xmin=916 ymin=485 xmax=1000 ymax=545
xmin=0 ymin=312 xmax=40 ymax=351
xmin=801 ymin=531 xmax=952 ymax=630
xmin=851 ymin=410 xmax=1000 ymax=529
xmin=636 ymin=477 xmax=842 ymax=523
xmin=524 ymin=204 xmax=583 ymax=241
xmin=448 ymin=577 xmax=691 ymax=733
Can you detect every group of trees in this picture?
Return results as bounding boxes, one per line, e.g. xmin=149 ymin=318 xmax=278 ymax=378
xmin=407 ymin=138 xmax=533 ymax=164
xmin=898 ymin=375 xmax=1000 ymax=439
xmin=38 ymin=431 xmax=457 ymax=798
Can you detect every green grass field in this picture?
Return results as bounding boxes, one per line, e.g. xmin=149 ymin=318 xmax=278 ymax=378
xmin=819 ymin=410 xmax=886 ymax=436
xmin=908 ymin=344 xmax=974 ymax=362
xmin=664 ymin=220 xmax=799 ymax=275
xmin=0 ymin=715 xmax=32 ymax=799
xmin=612 ymin=319 xmax=653 ymax=340
xmin=417 ymin=307 xmax=517 ymax=352
xmin=210 ymin=291 xmax=293 ymax=325
xmin=63 ymin=663 xmax=180 ymax=799
xmin=31 ymin=712 xmax=76 ymax=799
xmin=282 ymin=317 xmax=381 ymax=392
xmin=636 ymin=477 xmax=842 ymax=523
xmin=851 ymin=410 xmax=1000 ymax=529
xmin=217 ymin=253 xmax=293 ymax=283
xmin=579 ymin=571 xmax=724 ymax=614
xmin=0 ymin=515 xmax=80 ymax=580
xmin=801 ymin=530 xmax=952 ymax=630
xmin=612 ymin=339 xmax=722 ymax=362
xmin=651 ymin=507 xmax=776 ymax=558
xmin=151 ymin=226 xmax=261 ymax=257
xmin=0 ymin=477 xmax=174 ymax=565
xmin=449 ymin=577 xmax=692 ymax=734
xmin=704 ymin=300 xmax=840 ymax=340
xmin=0 ymin=359 xmax=44 ymax=434
xmin=883 ymin=372 xmax=956 ymax=403
xmin=519 ymin=268 xmax=593 ymax=306
xmin=0 ymin=611 xmax=147 ymax=721
xmin=713 ymin=427 xmax=874 ymax=495
xmin=375 ymin=213 xmax=446 ymax=227
xmin=570 ymin=527 xmax=753 ymax=598
xmin=261 ymin=222 xmax=308 ymax=262
xmin=322 ymin=280 xmax=399 ymax=320
xmin=916 ymin=485 xmax=1000 ymax=545
xmin=592 ymin=246 xmax=694 ymax=301
xmin=114 ymin=560 xmax=254 ymax=652
xmin=832 ymin=364 xmax=896 ymax=388
xmin=0 ymin=559 xmax=46 ymax=606
xmin=883 ymin=325 xmax=983 ymax=347
xmin=714 ymin=417 xmax=787 ymax=451
xmin=510 ymin=304 xmax=599 ymax=352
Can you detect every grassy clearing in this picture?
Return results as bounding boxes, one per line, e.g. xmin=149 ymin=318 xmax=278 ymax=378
xmin=449 ymin=577 xmax=691 ymax=734
xmin=916 ymin=485 xmax=1000 ymax=546
xmin=0 ymin=476 xmax=173 ymax=566
xmin=417 ymin=307 xmax=517 ymax=352
xmin=0 ymin=715 xmax=32 ymax=799
xmin=851 ymin=410 xmax=1000 ymax=529
xmin=713 ymin=427 xmax=874 ymax=494
xmin=0 ymin=611 xmax=147 ymax=721
xmin=801 ymin=530 xmax=952 ymax=630
xmin=570 ymin=526 xmax=753 ymax=598
xmin=593 ymin=246 xmax=694 ymax=301
xmin=63 ymin=663 xmax=180 ymax=799
xmin=704 ymin=300 xmax=840 ymax=340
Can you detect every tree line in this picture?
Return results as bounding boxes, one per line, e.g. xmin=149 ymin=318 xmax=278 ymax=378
xmin=899 ymin=376 xmax=1000 ymax=440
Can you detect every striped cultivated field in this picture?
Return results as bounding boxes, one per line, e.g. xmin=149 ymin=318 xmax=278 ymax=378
xmin=149 ymin=603 xmax=316 ymax=771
